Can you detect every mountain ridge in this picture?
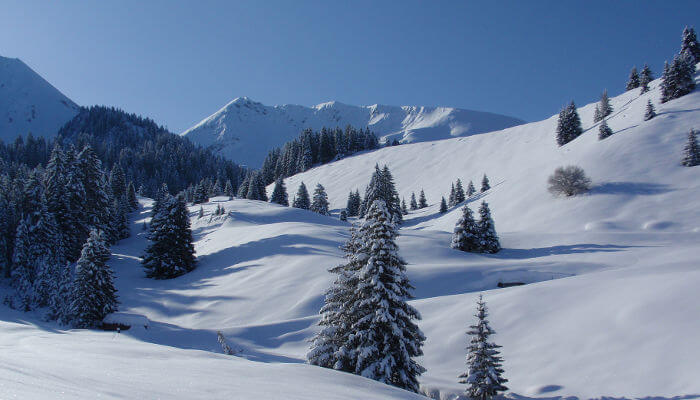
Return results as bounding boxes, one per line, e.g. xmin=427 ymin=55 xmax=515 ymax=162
xmin=181 ymin=96 xmax=525 ymax=166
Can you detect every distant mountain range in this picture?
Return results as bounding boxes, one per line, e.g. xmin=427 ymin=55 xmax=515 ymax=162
xmin=181 ymin=97 xmax=524 ymax=166
xmin=0 ymin=55 xmax=79 ymax=141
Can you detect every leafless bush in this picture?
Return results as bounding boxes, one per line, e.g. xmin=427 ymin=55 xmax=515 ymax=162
xmin=548 ymin=165 xmax=591 ymax=197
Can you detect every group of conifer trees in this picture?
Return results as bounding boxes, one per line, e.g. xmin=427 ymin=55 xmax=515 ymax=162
xmin=557 ymin=26 xmax=697 ymax=163
xmin=451 ymin=202 xmax=501 ymax=254
xmin=440 ymin=176 xmax=489 ymax=213
xmin=259 ymin=126 xmax=379 ymax=185
xmin=0 ymin=143 xmax=133 ymax=327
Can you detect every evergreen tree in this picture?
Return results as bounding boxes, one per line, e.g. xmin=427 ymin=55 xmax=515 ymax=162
xmin=70 ymin=230 xmax=118 ymax=328
xmin=418 ymin=189 xmax=428 ymax=209
xmin=270 ymin=178 xmax=289 ymax=206
xmin=142 ymin=195 xmax=196 ymax=279
xmin=346 ymin=191 xmax=361 ymax=217
xmin=681 ymin=129 xmax=700 ymax=167
xmin=626 ymin=66 xmax=640 ymax=90
xmin=466 ymin=180 xmax=476 ymax=197
xmin=236 ymin=175 xmax=251 ymax=198
xmin=77 ymin=145 xmax=111 ymax=235
xmin=310 ymin=184 xmax=330 ymax=215
xmin=640 ymin=64 xmax=653 ymax=94
xmin=109 ymin=164 xmax=127 ymax=201
xmin=127 ymin=182 xmax=138 ymax=210
xmin=660 ymin=61 xmax=673 ymax=103
xmin=555 ymin=101 xmax=583 ymax=146
xmin=339 ymin=210 xmax=347 ymax=221
xmin=593 ymin=105 xmax=602 ymax=124
xmin=193 ymin=182 xmax=209 ymax=204
xmin=451 ymin=205 xmax=480 ymax=253
xmin=401 ymin=198 xmax=408 ymax=215
xmin=224 ymin=179 xmax=235 ymax=199
xmin=448 ymin=183 xmax=456 ymax=207
xmin=359 ymin=165 xmax=402 ymax=223
xmin=477 ymin=202 xmax=500 ymax=253
xmin=10 ymin=218 xmax=35 ymax=311
xmin=481 ymin=174 xmax=491 ymax=192
xmin=293 ymin=182 xmax=311 ymax=210
xmin=409 ymin=192 xmax=418 ymax=210
xmin=455 ymin=179 xmax=466 ymax=204
xmin=680 ymin=26 xmax=700 ymax=63
xmin=644 ymin=100 xmax=656 ymax=121
xmin=598 ymin=118 xmax=614 ymax=140
xmin=246 ymin=172 xmax=268 ymax=201
xmin=673 ymin=54 xmax=697 ymax=99
xmin=439 ymin=197 xmax=448 ymax=213
xmin=598 ymin=89 xmax=613 ymax=120
xmin=338 ymin=201 xmax=425 ymax=392
xmin=47 ymin=261 xmax=73 ymax=325
xmin=459 ymin=294 xmax=508 ymax=400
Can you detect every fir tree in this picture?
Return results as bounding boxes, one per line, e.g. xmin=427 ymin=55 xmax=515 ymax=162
xmin=270 ymin=178 xmax=289 ymax=206
xmin=224 ymin=180 xmax=234 ymax=199
xmin=142 ymin=195 xmax=196 ymax=279
xmin=593 ymin=105 xmax=602 ymax=124
xmin=626 ymin=66 xmax=640 ymax=90
xmin=451 ymin=205 xmax=480 ymax=253
xmin=661 ymin=61 xmax=673 ymax=103
xmin=439 ymin=196 xmax=448 ymax=213
xmin=418 ymin=189 xmax=428 ymax=209
xmin=109 ymin=164 xmax=127 ymax=201
xmin=338 ymin=201 xmax=425 ymax=392
xmin=680 ymin=26 xmax=700 ymax=63
xmin=556 ymin=101 xmax=583 ymax=146
xmin=339 ymin=210 xmax=347 ymax=221
xmin=644 ymin=100 xmax=656 ymax=121
xmin=346 ymin=190 xmax=361 ymax=217
xmin=293 ymin=182 xmax=311 ymax=210
xmin=598 ymin=89 xmax=613 ymax=120
xmin=477 ymin=202 xmax=500 ymax=253
xmin=70 ymin=230 xmax=118 ymax=328
xmin=77 ymin=145 xmax=111 ymax=235
xmin=459 ymin=294 xmax=508 ymax=400
xmin=681 ymin=129 xmax=700 ymax=167
xmin=598 ymin=118 xmax=614 ymax=140
xmin=358 ymin=165 xmax=402 ymax=223
xmin=640 ymin=64 xmax=653 ymax=94
xmin=409 ymin=192 xmax=418 ymax=210
xmin=480 ymin=175 xmax=491 ymax=193
xmin=455 ymin=179 xmax=466 ymax=204
xmin=448 ymin=183 xmax=456 ymax=207
xmin=466 ymin=180 xmax=476 ymax=197
xmin=10 ymin=218 xmax=35 ymax=311
xmin=401 ymin=198 xmax=408 ymax=215
xmin=310 ymin=184 xmax=330 ymax=215
xmin=246 ymin=172 xmax=268 ymax=201
xmin=127 ymin=182 xmax=138 ymax=210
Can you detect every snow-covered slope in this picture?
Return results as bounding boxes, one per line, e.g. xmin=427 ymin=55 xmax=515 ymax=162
xmin=1 ymin=68 xmax=699 ymax=399
xmin=0 ymin=55 xmax=79 ymax=141
xmin=181 ymin=97 xmax=524 ymax=166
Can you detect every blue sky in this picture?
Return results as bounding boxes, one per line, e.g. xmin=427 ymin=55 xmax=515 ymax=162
xmin=1 ymin=1 xmax=697 ymax=133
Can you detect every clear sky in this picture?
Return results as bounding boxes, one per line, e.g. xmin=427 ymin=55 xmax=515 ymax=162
xmin=1 ymin=1 xmax=697 ymax=133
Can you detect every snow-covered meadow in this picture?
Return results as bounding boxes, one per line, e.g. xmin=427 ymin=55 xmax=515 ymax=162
xmin=1 ymin=67 xmax=699 ymax=399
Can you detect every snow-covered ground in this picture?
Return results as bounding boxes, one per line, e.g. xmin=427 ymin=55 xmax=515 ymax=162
xmin=1 ymin=69 xmax=699 ymax=399
xmin=0 ymin=55 xmax=79 ymax=141
xmin=181 ymin=96 xmax=524 ymax=166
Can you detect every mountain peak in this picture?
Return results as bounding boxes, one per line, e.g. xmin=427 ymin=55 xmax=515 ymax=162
xmin=182 ymin=98 xmax=524 ymax=166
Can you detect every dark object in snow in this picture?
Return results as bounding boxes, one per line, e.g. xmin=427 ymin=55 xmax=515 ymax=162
xmin=497 ymin=282 xmax=525 ymax=288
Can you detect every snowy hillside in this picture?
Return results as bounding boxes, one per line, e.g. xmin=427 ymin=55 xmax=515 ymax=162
xmin=181 ymin=97 xmax=524 ymax=166
xmin=1 ymin=66 xmax=699 ymax=399
xmin=0 ymin=55 xmax=79 ymax=141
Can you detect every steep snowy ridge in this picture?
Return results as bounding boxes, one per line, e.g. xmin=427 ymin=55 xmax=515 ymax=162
xmin=181 ymin=96 xmax=524 ymax=166
xmin=0 ymin=55 xmax=79 ymax=141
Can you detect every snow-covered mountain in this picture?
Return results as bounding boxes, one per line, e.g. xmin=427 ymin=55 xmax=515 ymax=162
xmin=2 ymin=64 xmax=698 ymax=399
xmin=0 ymin=55 xmax=79 ymax=141
xmin=181 ymin=97 xmax=525 ymax=166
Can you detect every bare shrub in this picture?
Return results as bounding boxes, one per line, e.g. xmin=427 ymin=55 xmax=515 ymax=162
xmin=547 ymin=165 xmax=591 ymax=197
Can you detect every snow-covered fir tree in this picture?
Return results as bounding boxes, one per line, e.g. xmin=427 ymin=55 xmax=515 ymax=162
xmin=409 ymin=192 xmax=418 ymax=210
xmin=455 ymin=179 xmax=466 ymax=204
xmin=477 ymin=201 xmax=501 ymax=253
xmin=246 ymin=172 xmax=268 ymax=201
xmin=593 ymin=105 xmax=601 ymax=124
xmin=193 ymin=182 xmax=209 ymax=204
xmin=224 ymin=179 xmax=235 ymax=199
xmin=293 ymin=182 xmax=311 ymax=210
xmin=662 ymin=54 xmax=696 ymax=103
xmin=359 ymin=165 xmax=402 ymax=223
xmin=644 ymin=100 xmax=656 ymax=121
xmin=418 ymin=189 xmax=428 ymax=209
xmin=10 ymin=218 xmax=35 ymax=311
xmin=459 ymin=294 xmax=508 ymax=400
xmin=556 ymin=101 xmax=583 ymax=146
xmin=451 ymin=205 xmax=480 ymax=253
xmin=466 ymin=180 xmax=476 ymax=197
xmin=598 ymin=118 xmax=614 ymax=140
xmin=310 ymin=184 xmax=330 ymax=215
xmin=680 ymin=26 xmax=700 ymax=63
xmin=448 ymin=183 xmax=456 ymax=207
xmin=595 ymin=89 xmax=613 ymax=122
xmin=439 ymin=196 xmax=448 ymax=213
xmin=401 ymin=198 xmax=408 ymax=215
xmin=127 ymin=182 xmax=138 ymax=210
xmin=346 ymin=190 xmax=361 ymax=217
xmin=681 ymin=129 xmax=700 ymax=167
xmin=270 ymin=178 xmax=289 ymax=206
xmin=337 ymin=201 xmax=425 ymax=392
xmin=481 ymin=174 xmax=491 ymax=193
xmin=626 ymin=66 xmax=640 ymax=90
xmin=69 ymin=229 xmax=118 ymax=328
xmin=640 ymin=64 xmax=653 ymax=94
xmin=142 ymin=195 xmax=196 ymax=279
